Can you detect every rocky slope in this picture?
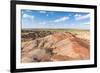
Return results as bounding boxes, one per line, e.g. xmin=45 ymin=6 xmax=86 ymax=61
xmin=21 ymin=32 xmax=90 ymax=63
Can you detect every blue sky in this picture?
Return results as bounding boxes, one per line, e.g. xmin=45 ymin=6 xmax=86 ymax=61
xmin=21 ymin=9 xmax=90 ymax=29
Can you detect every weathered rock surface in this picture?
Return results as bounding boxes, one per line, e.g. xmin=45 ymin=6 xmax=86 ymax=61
xmin=21 ymin=32 xmax=90 ymax=63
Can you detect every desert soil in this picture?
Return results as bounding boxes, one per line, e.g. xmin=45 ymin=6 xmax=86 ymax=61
xmin=21 ymin=30 xmax=90 ymax=63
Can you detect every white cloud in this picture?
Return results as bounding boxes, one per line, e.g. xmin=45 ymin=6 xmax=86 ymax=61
xmin=71 ymin=24 xmax=75 ymax=25
xmin=74 ymin=14 xmax=82 ymax=17
xmin=39 ymin=11 xmax=47 ymax=14
xmin=83 ymin=22 xmax=90 ymax=25
xmin=22 ymin=13 xmax=35 ymax=25
xmin=54 ymin=16 xmax=69 ymax=23
xmin=39 ymin=21 xmax=46 ymax=25
xmin=21 ymin=10 xmax=32 ymax=14
xmin=75 ymin=14 xmax=90 ymax=20
xmin=23 ymin=14 xmax=34 ymax=19
xmin=46 ymin=14 xmax=49 ymax=16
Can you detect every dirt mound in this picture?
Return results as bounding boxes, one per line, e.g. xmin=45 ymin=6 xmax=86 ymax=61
xmin=21 ymin=32 xmax=90 ymax=63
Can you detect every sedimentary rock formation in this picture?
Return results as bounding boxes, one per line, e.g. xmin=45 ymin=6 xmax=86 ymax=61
xmin=21 ymin=32 xmax=90 ymax=63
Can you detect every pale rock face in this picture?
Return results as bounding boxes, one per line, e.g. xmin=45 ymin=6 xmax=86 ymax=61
xmin=21 ymin=32 xmax=90 ymax=63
